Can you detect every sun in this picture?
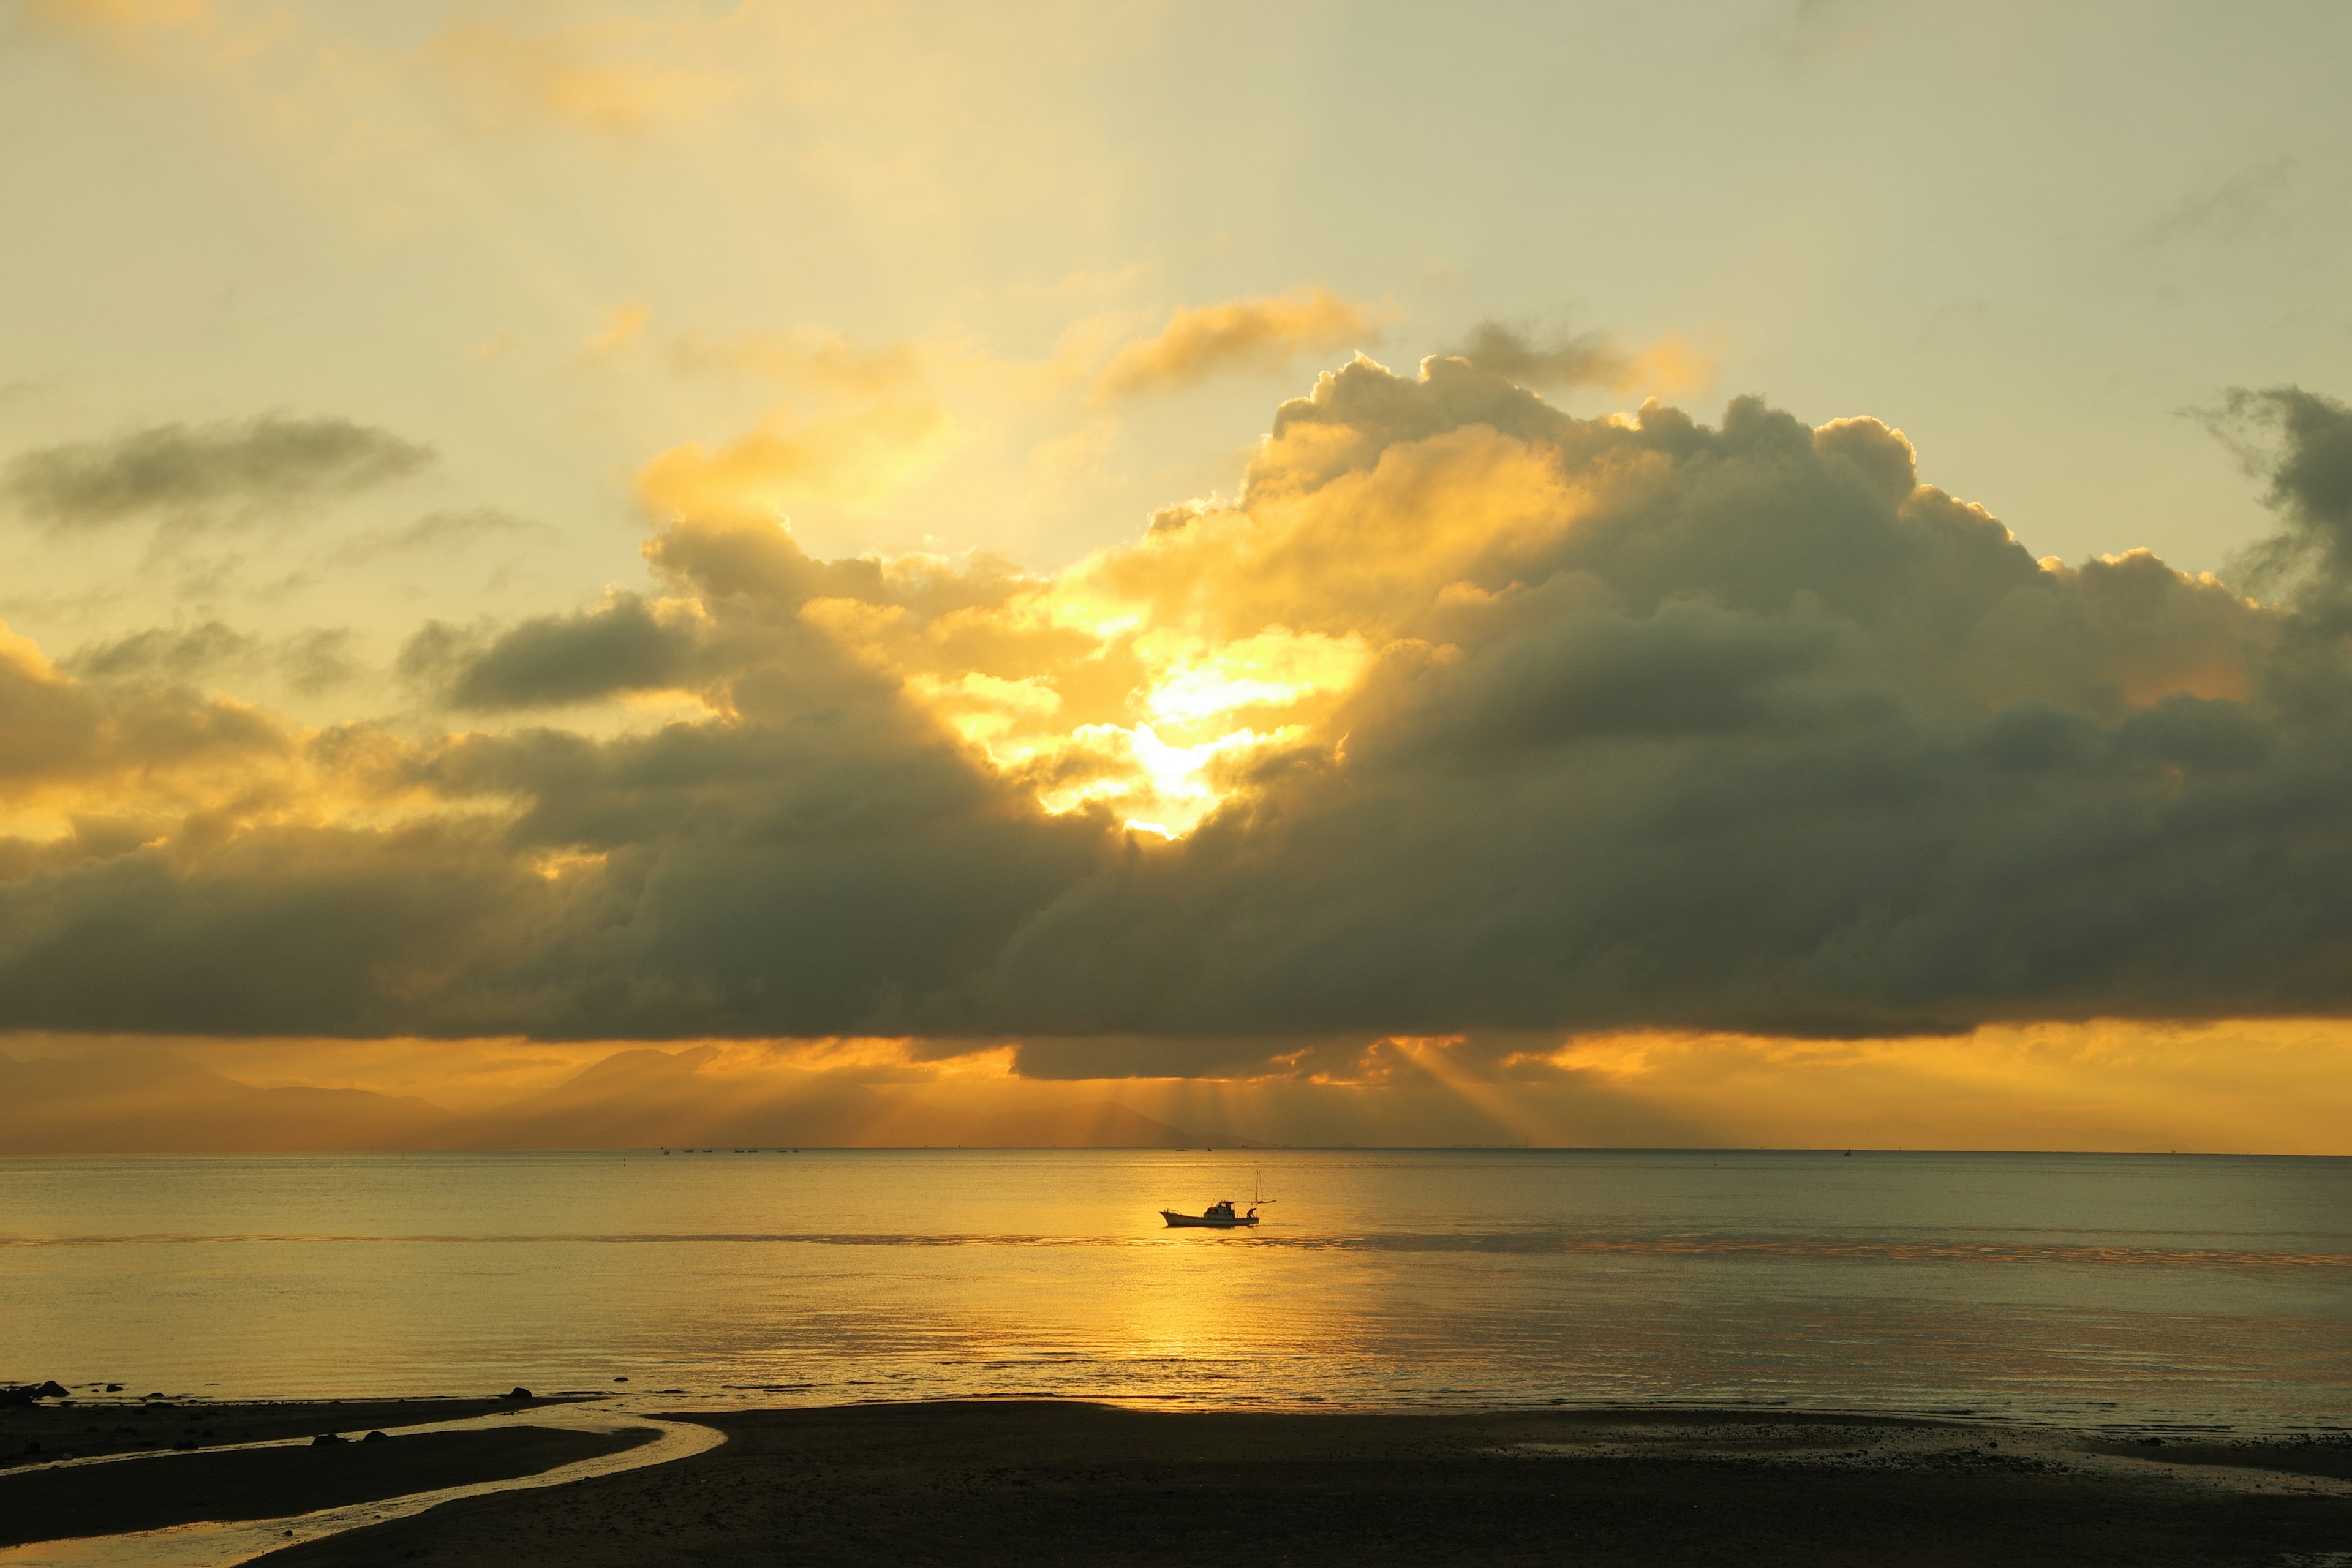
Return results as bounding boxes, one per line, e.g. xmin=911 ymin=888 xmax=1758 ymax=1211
xmin=902 ymin=612 xmax=1372 ymax=837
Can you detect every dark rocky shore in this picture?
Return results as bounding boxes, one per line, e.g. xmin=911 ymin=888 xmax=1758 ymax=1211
xmin=6 ymin=1395 xmax=2349 ymax=1566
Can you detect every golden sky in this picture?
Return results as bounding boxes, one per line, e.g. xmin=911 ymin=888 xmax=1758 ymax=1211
xmin=3 ymin=0 xmax=2351 ymax=1152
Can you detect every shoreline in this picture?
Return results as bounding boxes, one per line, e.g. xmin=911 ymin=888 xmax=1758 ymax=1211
xmin=7 ymin=1396 xmax=2350 ymax=1566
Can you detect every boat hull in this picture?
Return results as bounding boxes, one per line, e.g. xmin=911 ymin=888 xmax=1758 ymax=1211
xmin=1160 ymin=1210 xmax=1258 ymax=1228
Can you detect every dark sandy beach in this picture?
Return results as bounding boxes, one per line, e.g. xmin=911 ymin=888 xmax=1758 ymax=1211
xmin=241 ymin=1401 xmax=2352 ymax=1567
xmin=7 ymin=1396 xmax=2350 ymax=1565
xmin=0 ymin=1395 xmax=646 ymax=1551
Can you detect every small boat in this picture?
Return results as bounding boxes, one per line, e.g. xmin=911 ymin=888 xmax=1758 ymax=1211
xmin=1161 ymin=1172 xmax=1272 ymax=1229
xmin=1160 ymin=1199 xmax=1259 ymax=1228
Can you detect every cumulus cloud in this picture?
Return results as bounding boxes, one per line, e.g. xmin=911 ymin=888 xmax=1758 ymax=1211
xmin=1447 ymin=320 xmax=1716 ymax=396
xmin=2 ymin=415 xmax=433 ymax=532
xmin=1096 ymin=287 xmax=1381 ymax=399
xmin=7 ymin=364 xmax=2352 ymax=1072
xmin=0 ymin=619 xmax=293 ymax=818
xmin=2204 ymin=386 xmax=2352 ymax=594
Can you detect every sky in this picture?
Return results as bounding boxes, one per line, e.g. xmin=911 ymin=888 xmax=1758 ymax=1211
xmin=2 ymin=0 xmax=2350 ymax=1152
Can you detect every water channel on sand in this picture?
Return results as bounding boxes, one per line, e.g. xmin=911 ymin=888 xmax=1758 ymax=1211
xmin=0 ymin=1405 xmax=722 ymax=1568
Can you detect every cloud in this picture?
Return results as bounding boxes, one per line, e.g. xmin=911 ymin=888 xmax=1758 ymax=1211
xmin=8 ymin=366 xmax=2352 ymax=1076
xmin=20 ymin=0 xmax=211 ymax=43
xmin=1095 ymin=287 xmax=1382 ymax=400
xmin=1446 ymin=321 xmax=1716 ymax=396
xmin=666 ymin=327 xmax=927 ymax=396
xmin=1764 ymin=0 xmax=1874 ymax=61
xmin=64 ymin=621 xmax=356 ymax=696
xmin=341 ymin=507 xmax=543 ymax=562
xmin=636 ymin=398 xmax=954 ymax=518
xmin=64 ymin=621 xmax=258 ymax=684
xmin=584 ymin=303 xmax=652 ymax=356
xmin=0 ymin=618 xmax=294 ymax=815
xmin=426 ymin=17 xmax=740 ymax=137
xmin=399 ymin=592 xmax=709 ymax=712
xmin=2201 ymin=386 xmax=2352 ymax=593
xmin=2138 ymin=157 xmax=2296 ymax=247
xmin=2 ymin=415 xmax=433 ymax=532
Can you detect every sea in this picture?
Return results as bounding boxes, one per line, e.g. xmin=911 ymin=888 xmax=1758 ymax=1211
xmin=4 ymin=1149 xmax=2348 ymax=1434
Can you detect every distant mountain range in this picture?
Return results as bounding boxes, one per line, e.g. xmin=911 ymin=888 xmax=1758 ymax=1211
xmin=0 ymin=1045 xmax=1216 ymax=1155
xmin=0 ymin=1048 xmax=449 ymax=1155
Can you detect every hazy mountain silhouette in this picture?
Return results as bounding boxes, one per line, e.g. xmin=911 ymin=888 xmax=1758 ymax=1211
xmin=421 ymin=1046 xmax=1215 ymax=1149
xmin=0 ymin=1044 xmax=1216 ymax=1153
xmin=0 ymin=1047 xmax=450 ymax=1154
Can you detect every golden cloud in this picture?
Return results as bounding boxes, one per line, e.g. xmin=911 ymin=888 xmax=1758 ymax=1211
xmin=584 ymin=303 xmax=652 ymax=357
xmin=426 ymin=17 xmax=741 ymax=137
xmin=3 ymin=371 xmax=2351 ymax=1085
xmin=0 ymin=619 xmax=295 ymax=820
xmin=21 ymin=0 xmax=211 ymax=40
xmin=1095 ymin=286 xmax=1385 ymax=400
xmin=637 ymin=397 xmax=956 ymax=520
xmin=666 ymin=326 xmax=931 ymax=398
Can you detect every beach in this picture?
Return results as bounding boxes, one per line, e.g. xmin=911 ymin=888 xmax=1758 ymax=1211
xmin=0 ymin=1396 xmax=646 ymax=1553
xmin=10 ymin=1398 xmax=2350 ymax=1566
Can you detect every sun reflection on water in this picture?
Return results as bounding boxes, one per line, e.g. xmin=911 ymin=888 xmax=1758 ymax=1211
xmin=4 ymin=1150 xmax=2346 ymax=1430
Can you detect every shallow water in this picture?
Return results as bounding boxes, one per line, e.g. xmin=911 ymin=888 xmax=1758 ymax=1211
xmin=4 ymin=1149 xmax=2346 ymax=1431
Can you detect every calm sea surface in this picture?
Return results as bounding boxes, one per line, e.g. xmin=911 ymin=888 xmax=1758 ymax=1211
xmin=3 ymin=1150 xmax=2347 ymax=1433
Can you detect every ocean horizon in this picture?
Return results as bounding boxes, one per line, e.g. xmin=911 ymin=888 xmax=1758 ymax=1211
xmin=10 ymin=1147 xmax=2346 ymax=1436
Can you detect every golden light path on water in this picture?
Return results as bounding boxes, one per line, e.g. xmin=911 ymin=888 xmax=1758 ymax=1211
xmin=5 ymin=1150 xmax=2349 ymax=1435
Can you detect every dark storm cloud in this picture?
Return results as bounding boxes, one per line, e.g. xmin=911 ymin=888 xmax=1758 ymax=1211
xmin=2208 ymin=386 xmax=2352 ymax=590
xmin=400 ymin=593 xmax=706 ymax=710
xmin=0 ymin=649 xmax=1102 ymax=1038
xmin=7 ymin=364 xmax=2352 ymax=1065
xmin=2 ymin=415 xmax=433 ymax=531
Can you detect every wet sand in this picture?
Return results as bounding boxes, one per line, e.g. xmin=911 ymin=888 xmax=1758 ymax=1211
xmin=232 ymin=1401 xmax=2351 ymax=1568
xmin=0 ymin=1396 xmax=647 ymax=1551
xmin=0 ymin=1396 xmax=575 ymax=1471
xmin=0 ymin=1428 xmax=649 ymax=1550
